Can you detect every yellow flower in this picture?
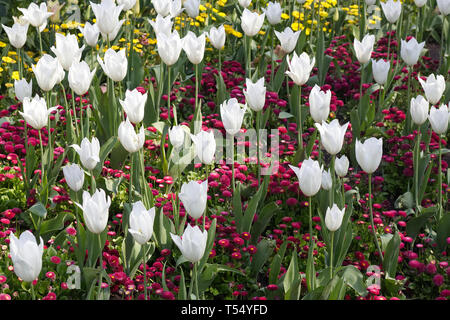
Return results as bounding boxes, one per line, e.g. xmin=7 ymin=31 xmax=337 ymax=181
xmin=0 ymin=41 xmax=7 ymax=48
xmin=218 ymin=12 xmax=226 ymax=18
xmin=281 ymin=13 xmax=290 ymax=20
xmin=2 ymin=57 xmax=16 ymax=64
xmin=5 ymin=83 xmax=13 ymax=88
xmin=12 ymin=71 xmax=19 ymax=80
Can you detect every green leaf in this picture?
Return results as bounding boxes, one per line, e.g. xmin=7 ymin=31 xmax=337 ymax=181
xmin=436 ymin=214 xmax=450 ymax=252
xmin=29 ymin=202 xmax=47 ymax=218
xmin=250 ymin=202 xmax=280 ymax=244
xmin=340 ymin=265 xmax=367 ymax=296
xmin=383 ymin=232 xmax=401 ymax=278
xmin=40 ymin=213 xmax=72 ymax=236
xmin=269 ymin=241 xmax=288 ymax=285
xmin=249 ymin=239 xmax=274 ymax=278
xmin=283 ymin=251 xmax=300 ymax=300
xmin=198 ymin=218 xmax=217 ymax=272
xmin=394 ymin=191 xmax=414 ymax=210
xmin=406 ymin=207 xmax=436 ymax=240
xmin=278 ymin=111 xmax=294 ymax=119
xmin=273 ymin=58 xmax=287 ymax=93
xmin=178 ymin=268 xmax=187 ymax=300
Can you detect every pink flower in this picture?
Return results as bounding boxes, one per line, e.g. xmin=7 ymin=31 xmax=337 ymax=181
xmin=433 ymin=274 xmax=444 ymax=287
xmin=50 ymin=256 xmax=61 ymax=264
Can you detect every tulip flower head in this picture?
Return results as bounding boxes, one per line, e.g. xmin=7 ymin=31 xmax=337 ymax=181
xmin=239 ymin=0 xmax=252 ymax=8
xmin=78 ymin=22 xmax=100 ymax=47
xmin=190 ymin=130 xmax=216 ymax=165
xmin=275 ymin=27 xmax=301 ymax=54
xmin=335 ymin=155 xmax=349 ymax=178
xmin=32 ymin=54 xmax=65 ymax=92
xmin=71 ymin=137 xmax=101 ymax=171
xmin=322 ymin=169 xmax=332 ymax=190
xmin=63 ymin=163 xmax=85 ymax=192
xmin=410 ymin=95 xmax=429 ymax=125
xmin=220 ymin=98 xmax=247 ymax=136
xmin=437 ymin=0 xmax=450 ymax=15
xmin=97 ymin=48 xmax=128 ymax=82
xmin=169 ymin=125 xmax=186 ymax=149
xmin=325 ymin=204 xmax=345 ymax=232
xmin=184 ymin=0 xmax=200 ymax=18
xmin=18 ymin=2 xmax=53 ymax=29
xmin=182 ymin=31 xmax=206 ymax=65
xmin=68 ymin=61 xmax=96 ymax=96
xmin=414 ymin=0 xmax=427 ymax=7
xmin=418 ymin=74 xmax=446 ymax=105
xmin=355 ymin=137 xmax=383 ymax=174
xmin=381 ymin=0 xmax=402 ymax=23
xmin=119 ymin=88 xmax=148 ymax=124
xmin=9 ymin=231 xmax=43 ymax=282
xmin=170 ymin=224 xmax=208 ymax=263
xmin=157 ymin=30 xmax=183 ymax=66
xmin=77 ymin=189 xmax=111 ymax=234
xmin=400 ymin=37 xmax=425 ymax=66
xmin=264 ymin=2 xmax=282 ymax=25
xmin=170 ymin=0 xmax=184 ymax=17
xmin=117 ymin=0 xmax=137 ymax=11
xmin=309 ymin=85 xmax=331 ymax=123
xmin=14 ymin=78 xmax=32 ymax=102
xmin=179 ymin=180 xmax=208 ymax=219
xmin=353 ymin=34 xmax=375 ymax=64
xmin=149 ymin=14 xmax=173 ymax=36
xmin=51 ymin=33 xmax=84 ymax=71
xmin=286 ymin=52 xmax=315 ymax=86
xmin=428 ymin=104 xmax=449 ymax=135
xmin=289 ymin=158 xmax=323 ymax=197
xmin=19 ymin=95 xmax=57 ymax=130
xmin=207 ymin=25 xmax=226 ymax=50
xmin=315 ymin=119 xmax=349 ymax=156
xmin=2 ymin=23 xmax=29 ymax=49
xmin=243 ymin=77 xmax=266 ymax=112
xmin=118 ymin=118 xmax=146 ymax=153
xmin=241 ymin=9 xmax=265 ymax=37
xmin=90 ymin=0 xmax=124 ymax=37
xmin=371 ymin=59 xmax=390 ymax=85
xmin=128 ymin=201 xmax=156 ymax=245
xmin=152 ymin=0 xmax=171 ymax=16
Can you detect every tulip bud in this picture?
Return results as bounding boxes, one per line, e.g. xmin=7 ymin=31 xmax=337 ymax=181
xmin=410 ymin=95 xmax=429 ymax=125
xmin=184 ymin=0 xmax=200 ymax=18
xmin=325 ymin=204 xmax=345 ymax=232
xmin=243 ymin=77 xmax=266 ymax=112
xmin=428 ymin=104 xmax=449 ymax=135
xmin=190 ymin=130 xmax=216 ymax=165
xmin=117 ymin=0 xmax=137 ymax=11
xmin=78 ymin=22 xmax=100 ymax=47
xmin=19 ymin=95 xmax=57 ymax=130
xmin=207 ymin=25 xmax=226 ymax=50
xmin=289 ymin=158 xmax=322 ymax=197
xmin=71 ymin=137 xmax=101 ymax=171
xmin=14 ymin=78 xmax=32 ymax=102
xmin=241 ymin=9 xmax=265 ymax=37
xmin=128 ymin=201 xmax=155 ymax=245
xmin=400 ymin=37 xmax=425 ymax=66
xmin=371 ymin=59 xmax=390 ymax=85
xmin=179 ymin=180 xmax=208 ymax=219
xmin=149 ymin=14 xmax=173 ymax=36
xmin=18 ymin=3 xmax=53 ymax=28
xmin=286 ymin=51 xmax=315 ymax=86
xmin=437 ymin=0 xmax=450 ymax=15
xmin=414 ymin=0 xmax=427 ymax=7
xmin=418 ymin=74 xmax=446 ymax=105
xmin=335 ymin=155 xmax=349 ymax=178
xmin=309 ymin=85 xmax=331 ymax=123
xmin=355 ymin=137 xmax=383 ymax=174
xmin=264 ymin=2 xmax=282 ymax=25
xmin=274 ymin=27 xmax=301 ymax=54
xmin=48 ymin=0 xmax=64 ymax=24
xmin=157 ymin=31 xmax=183 ymax=66
xmin=315 ymin=119 xmax=349 ymax=156
xmin=9 ymin=231 xmax=43 ymax=282
xmin=381 ymin=0 xmax=402 ymax=23
xmin=118 ymin=118 xmax=146 ymax=153
xmin=170 ymin=0 xmax=184 ymax=17
xmin=238 ymin=0 xmax=251 ymax=8
xmin=119 ymin=89 xmax=148 ymax=124
xmin=68 ymin=61 xmax=96 ymax=96
xmin=90 ymin=0 xmax=124 ymax=37
xmin=32 ymin=54 xmax=64 ymax=92
xmin=63 ymin=163 xmax=85 ymax=192
xmin=2 ymin=23 xmax=29 ymax=49
xmin=170 ymin=224 xmax=208 ymax=263
xmin=354 ymin=34 xmax=375 ymax=64
xmin=152 ymin=0 xmax=170 ymax=16
xmin=77 ymin=189 xmax=111 ymax=234
xmin=322 ymin=169 xmax=332 ymax=190
xmin=97 ymin=48 xmax=127 ymax=82
xmin=220 ymin=98 xmax=246 ymax=136
xmin=182 ymin=31 xmax=206 ymax=65
xmin=169 ymin=125 xmax=186 ymax=149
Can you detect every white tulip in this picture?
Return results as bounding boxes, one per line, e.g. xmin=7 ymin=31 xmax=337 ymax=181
xmin=371 ymin=59 xmax=390 ymax=85
xmin=182 ymin=31 xmax=206 ymax=65
xmin=207 ymin=25 xmax=226 ymax=50
xmin=19 ymin=95 xmax=57 ymax=130
xmin=428 ymin=104 xmax=449 ymax=134
xmin=381 ymin=0 xmax=402 ymax=23
xmin=170 ymin=224 xmax=208 ymax=263
xmin=99 ymin=18 xmax=125 ymax=42
xmin=418 ymin=74 xmax=446 ymax=105
xmin=335 ymin=155 xmax=349 ymax=178
xmin=286 ymin=52 xmax=315 ymax=86
xmin=243 ymin=77 xmax=266 ymax=112
xmin=97 ymin=48 xmax=128 ymax=82
xmin=128 ymin=201 xmax=156 ymax=245
xmin=220 ymin=98 xmax=246 ymax=136
xmin=325 ymin=204 xmax=345 ymax=232
xmin=264 ymin=2 xmax=282 ymax=25
xmin=410 ymin=95 xmax=429 ymax=125
xmin=184 ymin=0 xmax=200 ymax=18
xmin=149 ymin=14 xmax=173 ymax=36
xmin=400 ymin=37 xmax=425 ymax=66
xmin=51 ymin=33 xmax=84 ymax=71
xmin=90 ymin=0 xmax=124 ymax=37
xmin=62 ymin=163 xmax=85 ymax=192
xmin=241 ymin=9 xmax=265 ymax=37
xmin=32 ymin=54 xmax=64 ymax=92
xmin=275 ymin=27 xmax=301 ymax=54
xmin=9 ymin=231 xmax=43 ymax=282
xmin=68 ymin=61 xmax=96 ymax=96
xmin=78 ymin=22 xmax=100 ymax=47
xmin=77 ymin=189 xmax=111 ymax=234
xmin=437 ymin=0 xmax=450 ymax=15
xmin=71 ymin=137 xmax=101 ymax=171
xmin=14 ymin=78 xmax=32 ymax=102
xmin=119 ymin=89 xmax=148 ymax=124
xmin=322 ymin=169 xmax=332 ymax=190
xmin=315 ymin=119 xmax=349 ymax=156
xmin=289 ymin=158 xmax=323 ymax=197
xmin=170 ymin=0 xmax=184 ymax=17
xmin=179 ymin=180 xmax=208 ymax=219
xmin=169 ymin=125 xmax=186 ymax=149
xmin=117 ymin=0 xmax=137 ymax=11
xmin=414 ymin=0 xmax=427 ymax=7
xmin=190 ymin=130 xmax=216 ymax=165
xmin=239 ymin=0 xmax=252 ymax=8
xmin=309 ymin=84 xmax=331 ymax=123
xmin=157 ymin=30 xmax=183 ymax=66
xmin=118 ymin=118 xmax=146 ymax=153
xmin=355 ymin=137 xmax=383 ymax=174
xmin=18 ymin=2 xmax=53 ymax=28
xmin=365 ymin=0 xmax=377 ymax=5
xmin=152 ymin=0 xmax=171 ymax=16
xmin=354 ymin=34 xmax=375 ymax=64
xmin=2 ymin=23 xmax=29 ymax=49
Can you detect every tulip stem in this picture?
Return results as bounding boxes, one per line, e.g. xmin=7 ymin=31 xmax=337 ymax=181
xmin=438 ymin=135 xmax=443 ymax=221
xmin=168 ymin=65 xmax=175 ymax=125
xmin=97 ymin=234 xmax=103 ymax=300
xmin=387 ymin=23 xmax=392 ymax=60
xmin=30 ymin=282 xmax=36 ymax=300
xmin=129 ymin=154 xmax=134 ymax=205
xmin=71 ymin=89 xmax=80 ymax=140
xmin=414 ymin=128 xmax=421 ymax=215
xmin=330 ymin=231 xmax=334 ymax=279
xmin=38 ymin=130 xmax=45 ymax=182
xmin=297 ymin=85 xmax=304 ymax=155
xmin=203 ymin=165 xmax=209 ymax=231
xmin=143 ymin=243 xmax=148 ymax=300
xmin=405 ymin=66 xmax=412 ymax=134
xmin=247 ymin=35 xmax=251 ymax=79
xmin=256 ymin=110 xmax=261 ymax=184
xmin=341 ymin=177 xmax=345 ymax=206
xmin=368 ymin=173 xmax=383 ymax=262
xmin=194 ymin=262 xmax=200 ymax=300
xmin=90 ymin=170 xmax=96 ymax=195
xmin=37 ymin=27 xmax=43 ymax=57
xmin=17 ymin=48 xmax=22 ymax=78
xmin=195 ymin=64 xmax=199 ymax=120
xmin=231 ymin=136 xmax=235 ymax=193
xmin=330 ymin=155 xmax=336 ymax=205
xmin=270 ymin=26 xmax=274 ymax=88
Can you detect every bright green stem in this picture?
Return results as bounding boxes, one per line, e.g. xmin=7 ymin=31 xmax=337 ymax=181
xmin=218 ymin=50 xmax=222 ymax=78
xmin=247 ymin=35 xmax=251 ymax=79
xmin=256 ymin=110 xmax=261 ymax=183
xmin=387 ymin=23 xmax=392 ymax=60
xmin=438 ymin=136 xmax=443 ymax=220
xmin=129 ymin=153 xmax=134 ymax=205
xmin=37 ymin=28 xmax=43 ymax=56
xmin=297 ymin=85 xmax=303 ymax=154
xmin=194 ymin=262 xmax=200 ymax=300
xmin=90 ymin=170 xmax=96 ymax=195
xmin=368 ymin=173 xmax=383 ymax=262
xmin=143 ymin=244 xmax=148 ymax=300
xmin=406 ymin=66 xmax=412 ymax=133
xmin=195 ymin=64 xmax=199 ymax=117
xmin=330 ymin=231 xmax=335 ymax=279
xmin=31 ymin=282 xmax=36 ymax=300
xmin=168 ymin=65 xmax=173 ymax=125
xmin=203 ymin=165 xmax=209 ymax=231
xmin=17 ymin=48 xmax=22 ymax=78
xmin=270 ymin=26 xmax=274 ymax=87
xmin=359 ymin=65 xmax=364 ymax=114
xmin=231 ymin=138 xmax=235 ymax=193
xmin=414 ymin=129 xmax=421 ymax=215
xmin=341 ymin=177 xmax=346 ymax=206
xmin=38 ymin=130 xmax=45 ymax=180
xmin=308 ymin=196 xmax=314 ymax=265
xmin=97 ymin=234 xmax=103 ymax=299
xmin=330 ymin=155 xmax=336 ymax=205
